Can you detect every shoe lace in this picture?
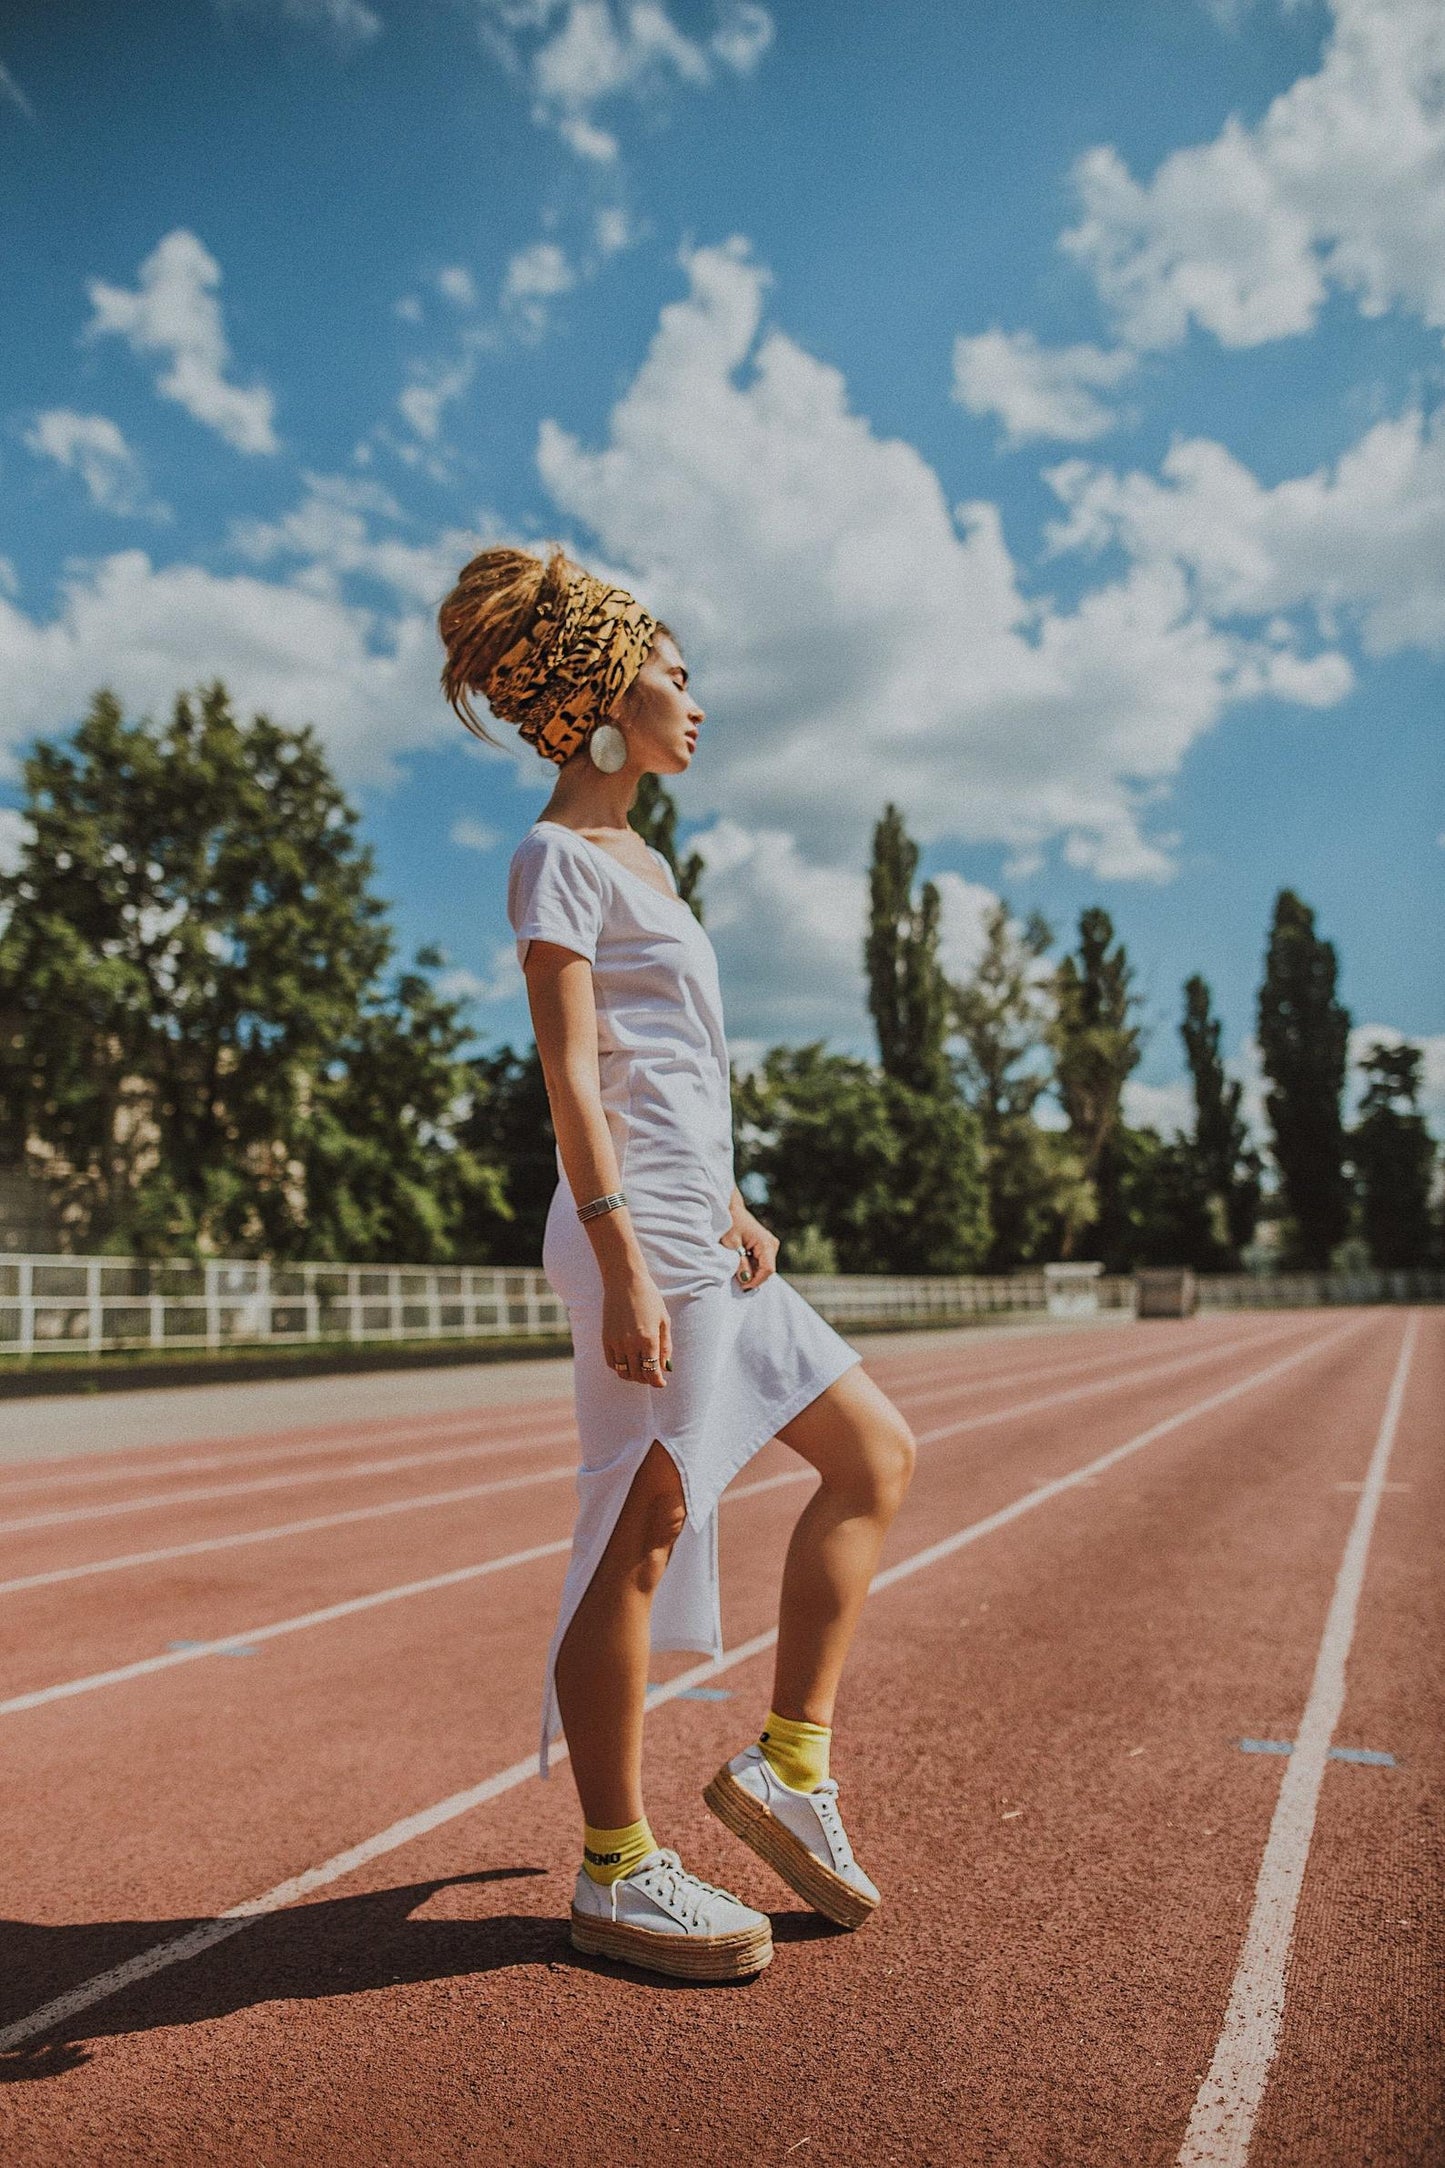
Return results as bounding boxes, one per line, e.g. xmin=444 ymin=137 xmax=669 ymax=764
xmin=632 ymin=1847 xmax=731 ymax=1931
xmin=809 ymin=1779 xmax=855 ymax=1868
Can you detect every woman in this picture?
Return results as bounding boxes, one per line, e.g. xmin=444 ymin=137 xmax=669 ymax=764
xmin=438 ymin=545 xmax=917 ymax=1982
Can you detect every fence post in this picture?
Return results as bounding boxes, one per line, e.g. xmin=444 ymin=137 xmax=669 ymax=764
xmin=19 ymin=1257 xmax=33 ymax=1357
xmin=88 ymin=1258 xmax=102 ymax=1355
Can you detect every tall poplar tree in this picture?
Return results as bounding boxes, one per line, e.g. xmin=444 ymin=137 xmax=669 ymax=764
xmin=861 ymin=803 xmax=989 ymax=1267
xmin=1256 ymin=890 xmax=1351 ymax=1268
xmin=949 ymin=900 xmax=1078 ymax=1270
xmin=1180 ymin=974 xmax=1262 ymax=1266
xmin=1350 ymin=1042 xmax=1436 ymax=1269
xmin=865 ymin=802 xmax=950 ymax=1095
xmin=1048 ymin=907 xmax=1142 ymax=1259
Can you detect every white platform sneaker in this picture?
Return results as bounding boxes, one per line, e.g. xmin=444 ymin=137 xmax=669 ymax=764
xmin=569 ymin=1847 xmax=774 ymax=1981
xmin=704 ymin=1745 xmax=881 ymax=1930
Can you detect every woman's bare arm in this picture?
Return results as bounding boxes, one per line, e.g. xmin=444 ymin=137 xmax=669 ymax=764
xmin=523 ymin=938 xmax=672 ymax=1382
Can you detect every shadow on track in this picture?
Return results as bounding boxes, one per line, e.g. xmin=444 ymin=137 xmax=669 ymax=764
xmin=0 ymin=1867 xmax=555 ymax=2081
xmin=2 ymin=1886 xmax=849 ymax=2077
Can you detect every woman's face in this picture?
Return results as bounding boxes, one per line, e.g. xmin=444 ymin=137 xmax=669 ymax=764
xmin=612 ymin=632 xmax=703 ymax=774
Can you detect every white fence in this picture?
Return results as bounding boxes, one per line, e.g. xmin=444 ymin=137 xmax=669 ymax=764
xmin=0 ymin=1253 xmax=1436 ymax=1362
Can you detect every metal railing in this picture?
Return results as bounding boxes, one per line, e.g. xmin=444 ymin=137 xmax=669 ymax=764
xmin=0 ymin=1253 xmax=1435 ymax=1361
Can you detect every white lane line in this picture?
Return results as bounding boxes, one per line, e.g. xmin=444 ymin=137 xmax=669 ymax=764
xmin=898 ymin=1321 xmax=1274 ymax=1411
xmin=907 ymin=1317 xmax=1306 ymax=1452
xmin=0 ymin=1402 xmax=577 ymax=1498
xmin=1176 ymin=1312 xmax=1419 ymax=2168
xmin=2 ymin=1321 xmax=1297 ymax=1595
xmin=0 ymin=1425 xmax=578 ymax=1536
xmin=0 ymin=1317 xmax=1361 ymax=2052
xmin=0 ymin=1468 xmax=813 ymax=1715
xmin=874 ymin=1320 xmax=1361 ymax=1592
xmin=0 ymin=1467 xmax=575 ymax=1600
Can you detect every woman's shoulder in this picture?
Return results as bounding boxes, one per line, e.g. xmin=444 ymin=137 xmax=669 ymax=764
xmin=509 ymin=820 xmax=596 ymax=876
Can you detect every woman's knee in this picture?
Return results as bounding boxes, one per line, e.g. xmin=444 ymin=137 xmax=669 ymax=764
xmin=872 ymin=1410 xmax=917 ymax=1514
xmin=824 ymin=1409 xmax=915 ymax=1520
xmin=624 ymin=1442 xmax=688 ymax=1587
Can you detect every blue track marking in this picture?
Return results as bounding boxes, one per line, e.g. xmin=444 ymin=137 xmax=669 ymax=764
xmin=1238 ymin=1737 xmax=1396 ymax=1766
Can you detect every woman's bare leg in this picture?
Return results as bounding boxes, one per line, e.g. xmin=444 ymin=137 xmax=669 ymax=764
xmin=553 ymin=1438 xmax=687 ymax=1829
xmin=771 ymin=1366 xmax=916 ymax=1727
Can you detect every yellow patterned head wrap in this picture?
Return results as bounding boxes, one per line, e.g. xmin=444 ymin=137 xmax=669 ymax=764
xmin=479 ymin=563 xmax=659 ymax=767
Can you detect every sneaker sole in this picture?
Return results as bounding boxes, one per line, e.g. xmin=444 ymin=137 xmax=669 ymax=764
xmin=569 ymin=1907 xmax=773 ymax=1981
xmin=702 ymin=1767 xmax=879 ymax=1930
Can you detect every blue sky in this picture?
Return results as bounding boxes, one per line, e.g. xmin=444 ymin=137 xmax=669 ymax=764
xmin=1 ymin=0 xmax=1441 ymax=1137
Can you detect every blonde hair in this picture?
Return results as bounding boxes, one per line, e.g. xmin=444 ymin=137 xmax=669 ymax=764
xmin=438 ymin=544 xmax=575 ymax=749
xmin=437 ymin=543 xmax=676 ymax=753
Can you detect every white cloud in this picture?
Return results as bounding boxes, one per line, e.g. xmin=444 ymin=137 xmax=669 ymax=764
xmin=437 ymin=264 xmax=480 ymax=309
xmin=215 ymin=0 xmax=381 ymax=45
xmin=501 ymin=240 xmax=576 ymax=337
xmin=952 ymin=328 xmax=1137 ymax=447
xmin=0 ymin=548 xmax=448 ymax=787
xmin=538 ymin=239 xmax=1349 ymax=888
xmin=397 ymin=353 xmax=478 ymax=446
xmin=1061 ymin=0 xmax=1445 ymax=350
xmin=594 ymin=205 xmax=636 ymax=257
xmin=933 ymin=870 xmax=1006 ymax=982
xmin=0 ymin=59 xmax=34 ymax=118
xmin=0 ymin=806 xmax=33 ymax=875
xmin=85 ymin=230 xmax=279 ymax=456
xmin=450 ymin=814 xmax=501 ymax=851
xmin=393 ymin=292 xmax=424 ymax=324
xmin=23 ymin=410 xmax=169 ymax=520
xmin=229 ymin=470 xmax=482 ymax=607
xmin=474 ymin=0 xmax=774 ymax=161
xmin=436 ymin=943 xmax=523 ymax=1004
xmin=1045 ymin=405 xmax=1445 ymax=657
xmin=1350 ymin=1023 xmax=1445 ymax=1129
xmin=1123 ymin=1076 xmax=1195 ymax=1138
xmin=690 ymin=817 xmax=872 ymax=1046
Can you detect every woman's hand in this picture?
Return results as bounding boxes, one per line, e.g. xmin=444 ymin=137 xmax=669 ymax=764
xmin=720 ymin=1199 xmax=779 ymax=1290
xmin=601 ymin=1265 xmax=673 ymax=1387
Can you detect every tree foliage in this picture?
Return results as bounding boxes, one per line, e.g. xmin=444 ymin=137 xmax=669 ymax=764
xmin=1180 ymin=974 xmax=1262 ymax=1267
xmin=0 ymin=684 xmax=500 ymax=1258
xmin=865 ymin=802 xmax=950 ymax=1095
xmin=947 ymin=900 xmax=1083 ymax=1270
xmin=1257 ymin=889 xmax=1351 ymax=1268
xmin=1351 ymin=1042 xmax=1436 ymax=1269
xmin=1048 ymin=907 xmax=1142 ymax=1260
xmin=733 ymin=1042 xmax=990 ymax=1275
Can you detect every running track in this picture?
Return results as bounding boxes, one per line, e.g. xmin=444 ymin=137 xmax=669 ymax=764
xmin=0 ymin=1308 xmax=1438 ymax=2166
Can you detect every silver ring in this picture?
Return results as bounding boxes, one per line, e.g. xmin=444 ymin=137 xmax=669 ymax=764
xmin=613 ymin=1359 xmax=629 ymax=1375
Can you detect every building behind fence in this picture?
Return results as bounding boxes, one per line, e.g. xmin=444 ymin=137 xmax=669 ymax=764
xmin=0 ymin=1252 xmax=1439 ymax=1361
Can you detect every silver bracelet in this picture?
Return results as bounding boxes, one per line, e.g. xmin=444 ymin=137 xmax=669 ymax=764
xmin=577 ymin=1189 xmax=629 ymax=1222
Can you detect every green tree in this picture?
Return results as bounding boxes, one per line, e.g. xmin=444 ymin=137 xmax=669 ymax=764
xmin=733 ymin=1043 xmax=902 ymax=1274
xmin=1180 ymin=974 xmax=1262 ymax=1267
xmin=306 ymin=948 xmax=504 ymax=1263
xmin=1048 ymin=908 xmax=1142 ymax=1260
xmin=0 ymin=683 xmax=493 ymax=1258
xmin=1257 ymin=890 xmax=1351 ymax=1268
xmin=865 ymin=802 xmax=950 ymax=1095
xmin=455 ymin=1040 xmax=557 ymax=1265
xmin=629 ymin=771 xmax=707 ymax=917
xmin=733 ymin=1043 xmax=990 ymax=1275
xmin=1350 ymin=1042 xmax=1436 ymax=1269
xmin=947 ymin=900 xmax=1080 ymax=1270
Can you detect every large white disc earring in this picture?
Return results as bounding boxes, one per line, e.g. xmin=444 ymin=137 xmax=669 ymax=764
xmin=588 ymin=721 xmax=628 ymax=773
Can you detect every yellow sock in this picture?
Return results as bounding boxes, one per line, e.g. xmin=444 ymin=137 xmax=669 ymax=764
xmin=582 ymin=1817 xmax=657 ymax=1886
xmin=759 ymin=1709 xmax=831 ymax=1792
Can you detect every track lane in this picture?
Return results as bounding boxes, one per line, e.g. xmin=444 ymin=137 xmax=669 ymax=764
xmin=1 ymin=1317 xmax=1359 ymax=2028
xmin=0 ymin=1319 xmax=1310 ymax=1708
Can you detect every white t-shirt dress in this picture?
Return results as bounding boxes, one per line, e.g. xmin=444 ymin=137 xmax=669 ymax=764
xmin=507 ymin=819 xmax=863 ymax=1775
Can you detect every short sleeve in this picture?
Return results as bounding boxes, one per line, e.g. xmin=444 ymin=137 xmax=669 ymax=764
xmin=507 ymin=827 xmax=607 ymax=967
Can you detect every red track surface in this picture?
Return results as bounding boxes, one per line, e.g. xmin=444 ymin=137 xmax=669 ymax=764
xmin=0 ymin=1310 xmax=1439 ymax=2166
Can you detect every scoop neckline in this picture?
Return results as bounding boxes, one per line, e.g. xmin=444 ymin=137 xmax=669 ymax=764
xmin=531 ymin=818 xmax=690 ymax=912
